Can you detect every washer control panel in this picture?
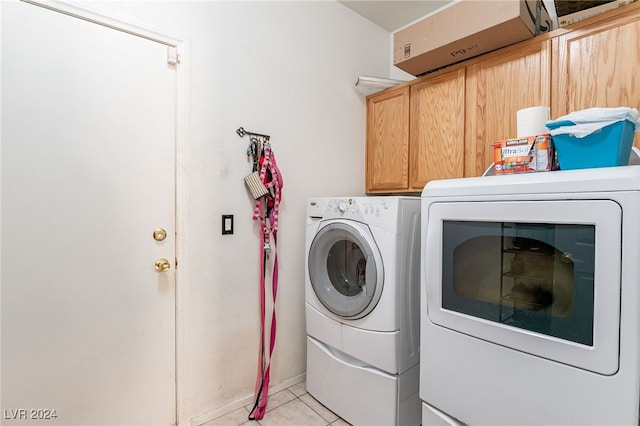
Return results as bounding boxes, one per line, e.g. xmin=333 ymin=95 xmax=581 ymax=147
xmin=325 ymin=197 xmax=390 ymax=220
xmin=308 ymin=196 xmax=418 ymax=234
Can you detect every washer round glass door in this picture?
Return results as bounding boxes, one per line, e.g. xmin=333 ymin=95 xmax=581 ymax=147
xmin=308 ymin=220 xmax=383 ymax=318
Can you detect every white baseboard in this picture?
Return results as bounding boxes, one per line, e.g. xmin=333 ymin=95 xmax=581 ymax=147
xmin=190 ymin=373 xmax=306 ymax=426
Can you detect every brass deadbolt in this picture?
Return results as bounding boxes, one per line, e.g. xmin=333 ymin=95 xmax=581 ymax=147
xmin=153 ymin=228 xmax=167 ymax=241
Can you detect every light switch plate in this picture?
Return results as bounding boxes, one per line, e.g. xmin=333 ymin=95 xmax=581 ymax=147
xmin=222 ymin=214 xmax=234 ymax=235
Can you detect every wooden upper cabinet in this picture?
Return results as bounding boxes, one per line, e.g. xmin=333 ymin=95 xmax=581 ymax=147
xmin=465 ymin=39 xmax=551 ymax=177
xmin=410 ymin=68 xmax=466 ymax=190
xmin=552 ymin=5 xmax=640 ymax=147
xmin=366 ymin=69 xmax=465 ymax=193
xmin=366 ymin=86 xmax=410 ymax=192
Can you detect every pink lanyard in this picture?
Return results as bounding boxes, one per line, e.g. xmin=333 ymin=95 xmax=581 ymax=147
xmin=248 ymin=144 xmax=283 ymax=421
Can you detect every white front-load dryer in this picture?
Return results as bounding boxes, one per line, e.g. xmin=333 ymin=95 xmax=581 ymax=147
xmin=305 ymin=197 xmax=421 ymax=426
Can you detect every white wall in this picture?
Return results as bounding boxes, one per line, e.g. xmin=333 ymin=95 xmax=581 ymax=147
xmin=85 ymin=1 xmax=391 ymax=423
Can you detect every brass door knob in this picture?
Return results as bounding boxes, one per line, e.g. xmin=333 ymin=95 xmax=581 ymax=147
xmin=154 ymin=258 xmax=171 ymax=272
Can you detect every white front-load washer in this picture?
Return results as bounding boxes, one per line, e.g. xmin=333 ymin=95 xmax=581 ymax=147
xmin=305 ymin=196 xmax=421 ymax=426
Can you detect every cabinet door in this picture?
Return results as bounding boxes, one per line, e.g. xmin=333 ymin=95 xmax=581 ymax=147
xmin=366 ymin=87 xmax=410 ymax=192
xmin=466 ymin=40 xmax=551 ymax=176
xmin=410 ymin=68 xmax=465 ymax=190
xmin=553 ymin=7 xmax=640 ymax=148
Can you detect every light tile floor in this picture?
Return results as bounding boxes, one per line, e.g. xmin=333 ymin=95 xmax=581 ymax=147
xmin=203 ymin=381 xmax=351 ymax=426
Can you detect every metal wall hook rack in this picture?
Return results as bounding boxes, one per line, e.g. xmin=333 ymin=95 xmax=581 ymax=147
xmin=237 ymin=127 xmax=270 ymax=141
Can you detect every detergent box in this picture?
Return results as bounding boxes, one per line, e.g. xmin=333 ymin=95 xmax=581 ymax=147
xmin=492 ymin=134 xmax=553 ymax=174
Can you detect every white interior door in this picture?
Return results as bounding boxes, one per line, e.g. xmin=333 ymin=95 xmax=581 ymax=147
xmin=1 ymin=2 xmax=177 ymax=425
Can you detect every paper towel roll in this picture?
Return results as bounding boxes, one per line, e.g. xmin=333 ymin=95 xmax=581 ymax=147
xmin=517 ymin=106 xmax=550 ymax=137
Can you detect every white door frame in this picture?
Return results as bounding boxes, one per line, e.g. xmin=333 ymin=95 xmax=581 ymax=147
xmin=15 ymin=1 xmax=191 ymax=424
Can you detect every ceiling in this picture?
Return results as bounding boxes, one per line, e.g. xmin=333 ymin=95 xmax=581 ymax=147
xmin=338 ymin=0 xmax=453 ymax=32
xmin=340 ymin=0 xmax=561 ymax=33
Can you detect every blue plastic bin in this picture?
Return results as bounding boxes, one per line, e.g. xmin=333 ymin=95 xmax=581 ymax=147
xmin=547 ymin=119 xmax=636 ymax=170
